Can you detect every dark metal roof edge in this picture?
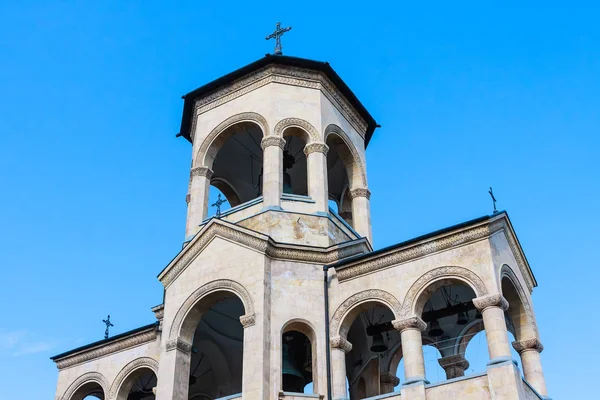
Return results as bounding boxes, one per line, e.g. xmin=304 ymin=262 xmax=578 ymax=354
xmin=330 ymin=213 xmax=501 ymax=270
xmin=178 ymin=55 xmax=377 ymax=146
xmin=50 ymin=322 xmax=158 ymax=361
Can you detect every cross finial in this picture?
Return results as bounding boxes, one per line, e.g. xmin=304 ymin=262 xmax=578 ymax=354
xmin=211 ymin=194 xmax=228 ymax=218
xmin=488 ymin=187 xmax=498 ymax=214
xmin=102 ymin=315 xmax=114 ymax=340
xmin=265 ymin=21 xmax=292 ymax=55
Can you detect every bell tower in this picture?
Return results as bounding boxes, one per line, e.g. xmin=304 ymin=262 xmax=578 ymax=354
xmin=179 ymin=55 xmax=378 ymax=246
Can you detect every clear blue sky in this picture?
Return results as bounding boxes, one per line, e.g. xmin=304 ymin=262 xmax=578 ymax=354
xmin=1 ymin=1 xmax=598 ymax=399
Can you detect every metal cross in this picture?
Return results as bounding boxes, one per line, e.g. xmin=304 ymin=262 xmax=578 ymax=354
xmin=488 ymin=187 xmax=498 ymax=214
xmin=102 ymin=315 xmax=114 ymax=340
xmin=265 ymin=21 xmax=292 ymax=55
xmin=211 ymin=194 xmax=228 ymax=218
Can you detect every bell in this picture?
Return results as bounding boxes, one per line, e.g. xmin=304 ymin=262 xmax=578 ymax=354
xmin=370 ymin=332 xmax=388 ymax=353
xmin=457 ymin=311 xmax=468 ymax=325
xmin=283 ymin=171 xmax=293 ymax=194
xmin=282 ymin=149 xmax=295 ymax=194
xmin=282 ymin=342 xmax=305 ymax=392
xmin=428 ymin=319 xmax=444 ymax=337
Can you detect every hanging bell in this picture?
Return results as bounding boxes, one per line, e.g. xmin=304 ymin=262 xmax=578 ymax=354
xmin=457 ymin=311 xmax=468 ymax=325
xmin=428 ymin=319 xmax=444 ymax=337
xmin=370 ymin=332 xmax=388 ymax=353
xmin=282 ymin=342 xmax=305 ymax=392
xmin=282 ymin=149 xmax=295 ymax=194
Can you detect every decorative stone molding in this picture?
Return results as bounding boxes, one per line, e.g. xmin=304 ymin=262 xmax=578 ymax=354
xmin=169 ymin=278 xmax=255 ymax=340
xmin=60 ymin=372 xmax=109 ymax=400
xmin=158 ymin=219 xmax=370 ymax=287
xmin=189 ymin=65 xmax=368 ymax=140
xmin=392 ymin=317 xmax=427 ymax=333
xmin=330 ymin=289 xmax=402 ymax=338
xmin=324 ymin=124 xmax=368 ymax=188
xmin=151 ymin=304 xmax=164 ymax=321
xmin=336 ymin=224 xmax=492 ymax=283
xmin=239 ymin=314 xmax=256 ymax=328
xmin=166 ymin=337 xmax=192 ymax=354
xmin=54 ymin=327 xmax=158 ymax=370
xmin=108 ymin=357 xmax=159 ymax=399
xmin=399 ymin=266 xmax=488 ymax=317
xmin=274 ymin=117 xmax=320 ymax=142
xmin=473 ymin=294 xmax=509 ymax=312
xmin=512 ymin=338 xmax=544 ymax=354
xmin=438 ymin=354 xmax=470 ymax=371
xmin=349 ymin=188 xmax=371 ymax=200
xmin=194 ymin=112 xmax=269 ymax=166
xmin=260 ymin=135 xmax=286 ymax=150
xmin=330 ymin=335 xmax=353 ymax=353
xmin=500 ymin=265 xmax=539 ymax=336
xmin=380 ymin=372 xmax=400 ymax=386
xmin=190 ymin=166 xmax=214 ymax=179
xmin=303 ymin=142 xmax=329 ymax=155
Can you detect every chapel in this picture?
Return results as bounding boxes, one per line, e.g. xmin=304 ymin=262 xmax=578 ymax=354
xmin=50 ymin=41 xmax=550 ymax=400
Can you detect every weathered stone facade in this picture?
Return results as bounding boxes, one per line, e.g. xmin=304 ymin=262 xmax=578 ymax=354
xmin=51 ymin=56 xmax=549 ymax=400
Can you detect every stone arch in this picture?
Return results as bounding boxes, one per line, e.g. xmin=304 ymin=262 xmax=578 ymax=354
xmin=61 ymin=372 xmax=109 ymax=400
xmin=500 ymin=264 xmax=539 ymax=339
xmin=330 ymin=289 xmax=402 ymax=339
xmin=169 ymin=279 xmax=255 ymax=343
xmin=274 ymin=118 xmax=320 ymax=143
xmin=281 ymin=318 xmax=319 ymax=393
xmin=324 ymin=124 xmax=367 ymax=189
xmin=400 ymin=266 xmax=489 ymax=318
xmin=109 ymin=357 xmax=159 ymax=399
xmin=454 ymin=319 xmax=485 ymax=356
xmin=194 ymin=112 xmax=269 ymax=168
xmin=210 ymin=177 xmax=242 ymax=208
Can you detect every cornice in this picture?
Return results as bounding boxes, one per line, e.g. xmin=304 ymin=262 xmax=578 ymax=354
xmin=158 ymin=219 xmax=370 ymax=287
xmin=190 ymin=65 xmax=368 ymax=140
xmin=53 ymin=328 xmax=158 ymax=370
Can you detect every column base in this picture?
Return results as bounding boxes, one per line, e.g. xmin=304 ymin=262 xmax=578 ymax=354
xmin=402 ymin=376 xmax=430 ymax=386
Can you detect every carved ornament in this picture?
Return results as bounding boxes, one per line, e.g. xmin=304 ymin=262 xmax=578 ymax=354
xmin=512 ymin=338 xmax=544 ymax=354
xmin=260 ymin=136 xmax=286 ymax=150
xmin=392 ymin=317 xmax=427 ymax=333
xmin=166 ymin=337 xmax=192 ymax=354
xmin=60 ymin=372 xmax=109 ymax=400
xmin=303 ymin=142 xmax=329 ymax=155
xmin=274 ymin=117 xmax=321 ymax=143
xmin=330 ymin=336 xmax=353 ymax=353
xmin=239 ymin=314 xmax=256 ymax=328
xmin=473 ymin=294 xmax=509 ymax=312
xmin=349 ymin=188 xmax=371 ymax=200
xmin=108 ymin=357 xmax=159 ymax=399
xmin=190 ymin=166 xmax=214 ymax=179
xmin=438 ymin=354 xmax=470 ymax=371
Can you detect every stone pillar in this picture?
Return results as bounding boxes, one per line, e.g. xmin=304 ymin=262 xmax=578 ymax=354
xmin=185 ymin=166 xmax=213 ymax=240
xmin=155 ymin=338 xmax=193 ymax=400
xmin=240 ymin=314 xmax=268 ymax=399
xmin=513 ymin=338 xmax=548 ymax=397
xmin=304 ymin=142 xmax=329 ymax=214
xmin=393 ymin=317 xmax=427 ymax=385
xmin=349 ymin=188 xmax=372 ymax=244
xmin=473 ymin=294 xmax=512 ymax=365
xmin=380 ymin=372 xmax=400 ymax=394
xmin=261 ymin=136 xmax=285 ymax=209
xmin=330 ymin=336 xmax=352 ymax=400
xmin=438 ymin=354 xmax=470 ymax=379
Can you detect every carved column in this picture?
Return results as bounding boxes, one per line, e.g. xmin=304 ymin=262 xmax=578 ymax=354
xmin=473 ymin=294 xmax=512 ymax=365
xmin=438 ymin=354 xmax=470 ymax=379
xmin=513 ymin=338 xmax=548 ymax=397
xmin=393 ymin=317 xmax=428 ymax=385
xmin=380 ymin=372 xmax=400 ymax=394
xmin=261 ymin=136 xmax=285 ymax=209
xmin=155 ymin=338 xmax=193 ymax=400
xmin=185 ymin=166 xmax=213 ymax=240
xmin=304 ymin=142 xmax=329 ymax=213
xmin=330 ymin=336 xmax=352 ymax=400
xmin=349 ymin=188 xmax=372 ymax=244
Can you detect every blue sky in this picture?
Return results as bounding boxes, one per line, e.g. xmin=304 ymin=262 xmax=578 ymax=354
xmin=0 ymin=1 xmax=598 ymax=399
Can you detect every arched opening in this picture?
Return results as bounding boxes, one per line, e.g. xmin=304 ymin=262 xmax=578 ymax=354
xmin=71 ymin=382 xmax=105 ymax=400
xmin=465 ymin=330 xmax=521 ymax=376
xmin=343 ymin=302 xmax=400 ymax=399
xmin=281 ymin=320 xmax=317 ymax=394
xmin=177 ymin=291 xmax=246 ymax=400
xmin=281 ymin=127 xmax=309 ymax=197
xmin=116 ymin=367 xmax=157 ymax=400
xmin=205 ymin=121 xmax=264 ymax=217
xmin=501 ymin=271 xmax=536 ymax=342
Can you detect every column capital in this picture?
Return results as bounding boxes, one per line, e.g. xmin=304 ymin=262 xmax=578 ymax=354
xmin=512 ymin=338 xmax=544 ymax=354
xmin=392 ymin=317 xmax=427 ymax=333
xmin=438 ymin=354 xmax=470 ymax=370
xmin=239 ymin=314 xmax=256 ymax=328
xmin=473 ymin=294 xmax=509 ymax=311
xmin=165 ymin=337 xmax=192 ymax=354
xmin=349 ymin=187 xmax=371 ymax=200
xmin=330 ymin=335 xmax=353 ymax=353
xmin=380 ymin=372 xmax=400 ymax=386
xmin=303 ymin=142 xmax=329 ymax=156
xmin=190 ymin=166 xmax=214 ymax=179
xmin=260 ymin=136 xmax=286 ymax=150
